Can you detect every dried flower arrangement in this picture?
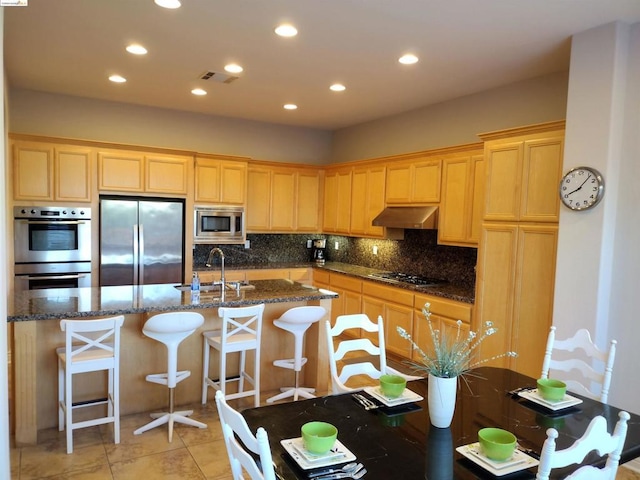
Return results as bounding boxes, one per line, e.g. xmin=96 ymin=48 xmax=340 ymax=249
xmin=397 ymin=302 xmax=518 ymax=379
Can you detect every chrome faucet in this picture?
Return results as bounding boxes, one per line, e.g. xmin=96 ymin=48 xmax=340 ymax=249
xmin=205 ymin=247 xmax=225 ymax=287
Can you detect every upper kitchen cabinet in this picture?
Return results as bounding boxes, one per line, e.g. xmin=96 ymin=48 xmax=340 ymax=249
xmin=323 ymin=166 xmax=352 ymax=234
xmin=385 ymin=155 xmax=441 ymax=204
xmin=438 ymin=145 xmax=485 ymax=246
xmin=350 ymin=165 xmax=386 ymax=238
xmin=99 ymin=149 xmax=191 ymax=195
xmin=194 ymin=155 xmax=247 ymax=204
xmin=246 ymin=162 xmax=322 ymax=233
xmin=12 ymin=140 xmax=93 ymax=202
xmin=480 ymin=121 xmax=565 ymax=223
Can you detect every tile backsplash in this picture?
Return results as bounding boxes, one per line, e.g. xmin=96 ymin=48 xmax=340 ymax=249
xmin=193 ymin=230 xmax=477 ymax=288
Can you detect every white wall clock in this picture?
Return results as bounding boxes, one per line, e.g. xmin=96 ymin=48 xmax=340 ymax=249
xmin=559 ymin=166 xmax=605 ymax=211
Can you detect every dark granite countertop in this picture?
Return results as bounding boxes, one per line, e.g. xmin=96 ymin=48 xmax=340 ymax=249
xmin=195 ymin=261 xmax=475 ymax=304
xmin=7 ymin=279 xmax=337 ymax=322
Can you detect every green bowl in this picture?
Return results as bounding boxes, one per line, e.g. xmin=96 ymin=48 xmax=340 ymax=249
xmin=537 ymin=378 xmax=567 ymax=402
xmin=301 ymin=421 xmax=338 ymax=455
xmin=478 ymin=428 xmax=517 ymax=461
xmin=379 ymin=374 xmax=407 ymax=398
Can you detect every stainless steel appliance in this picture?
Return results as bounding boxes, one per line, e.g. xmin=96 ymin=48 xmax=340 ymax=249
xmin=14 ymin=205 xmax=93 ymax=291
xmin=368 ymin=271 xmax=448 ymax=287
xmin=100 ymin=197 xmax=184 ymax=286
xmin=194 ymin=205 xmax=245 ymax=244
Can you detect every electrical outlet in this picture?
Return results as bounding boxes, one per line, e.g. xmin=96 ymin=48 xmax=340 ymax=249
xmin=373 ymin=245 xmax=378 ymax=255
xmin=334 ymin=241 xmax=339 ymax=250
xmin=244 ymin=240 xmax=250 ymax=249
xmin=306 ymin=239 xmax=312 ymax=248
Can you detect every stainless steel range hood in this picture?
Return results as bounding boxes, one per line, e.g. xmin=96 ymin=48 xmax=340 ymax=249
xmin=372 ymin=205 xmax=438 ymax=229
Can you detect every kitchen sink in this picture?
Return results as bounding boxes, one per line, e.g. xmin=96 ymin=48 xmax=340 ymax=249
xmin=174 ymin=281 xmax=255 ymax=292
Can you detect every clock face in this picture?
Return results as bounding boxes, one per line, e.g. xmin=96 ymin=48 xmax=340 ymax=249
xmin=559 ymin=167 xmax=604 ymax=211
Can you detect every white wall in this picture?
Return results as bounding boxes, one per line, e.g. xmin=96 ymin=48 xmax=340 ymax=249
xmin=554 ymin=21 xmax=640 ymax=414
xmin=9 ymin=89 xmax=333 ymax=165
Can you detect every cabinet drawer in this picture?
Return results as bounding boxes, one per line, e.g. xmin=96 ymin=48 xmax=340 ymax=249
xmin=330 ymin=273 xmax=362 ymax=293
xmin=313 ymin=269 xmax=331 ymax=285
xmin=362 ymin=281 xmax=413 ymax=307
xmin=414 ymin=293 xmax=472 ymax=322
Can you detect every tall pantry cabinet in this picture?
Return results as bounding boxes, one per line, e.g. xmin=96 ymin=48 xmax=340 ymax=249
xmin=475 ymin=121 xmax=565 ymax=378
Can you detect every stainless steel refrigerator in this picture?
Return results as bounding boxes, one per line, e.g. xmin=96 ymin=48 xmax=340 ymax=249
xmin=100 ymin=197 xmax=184 ymax=286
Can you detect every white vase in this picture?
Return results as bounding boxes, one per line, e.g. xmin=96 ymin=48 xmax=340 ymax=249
xmin=428 ymin=374 xmax=457 ymax=428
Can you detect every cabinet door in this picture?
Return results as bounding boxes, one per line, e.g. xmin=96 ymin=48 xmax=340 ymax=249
xmin=270 ymin=169 xmax=296 ymax=231
xmin=474 ymin=223 xmax=519 ymax=368
xmin=411 ymin=159 xmax=441 ymax=203
xmin=367 ymin=166 xmax=386 ymax=237
xmin=384 ymin=303 xmax=414 ymax=358
xmin=439 ymin=156 xmax=470 ymax=244
xmin=336 ymin=169 xmax=352 ymax=233
xmin=323 ymin=172 xmax=338 ymax=232
xmin=246 ymin=167 xmax=272 ymax=231
xmin=519 ymin=136 xmax=563 ymax=222
xmin=385 ymin=163 xmax=412 ymax=204
xmin=468 ymin=154 xmax=486 ymax=243
xmin=349 ymin=168 xmax=368 ymax=235
xmin=219 ymin=161 xmax=247 ymax=204
xmin=297 ymin=170 xmax=322 ymax=232
xmin=13 ymin=142 xmax=53 ymax=201
xmin=510 ymin=224 xmax=558 ymax=377
xmin=99 ymin=151 xmax=144 ymax=192
xmin=483 ymin=141 xmax=523 ymax=222
xmin=145 ymin=154 xmax=188 ymax=194
xmin=195 ymin=158 xmax=221 ymax=203
xmin=245 ymin=269 xmax=290 ymax=280
xmin=55 ymin=146 xmax=92 ymax=202
xmin=362 ymin=295 xmax=385 ymax=345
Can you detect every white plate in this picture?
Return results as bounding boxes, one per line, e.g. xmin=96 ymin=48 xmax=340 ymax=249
xmin=363 ymin=386 xmax=424 ymax=407
xmin=280 ymin=438 xmax=356 ymax=470
xmin=456 ymin=443 xmax=539 ymax=476
xmin=518 ymin=388 xmax=583 ymax=411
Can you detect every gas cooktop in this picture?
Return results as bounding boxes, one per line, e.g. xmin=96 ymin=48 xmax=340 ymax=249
xmin=368 ymin=272 xmax=448 ymax=287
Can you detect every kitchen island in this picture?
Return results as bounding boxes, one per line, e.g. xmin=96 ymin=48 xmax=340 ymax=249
xmin=8 ymin=280 xmax=337 ymax=445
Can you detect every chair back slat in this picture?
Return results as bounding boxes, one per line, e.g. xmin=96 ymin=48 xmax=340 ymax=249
xmin=61 ymin=316 xmax=125 ymax=365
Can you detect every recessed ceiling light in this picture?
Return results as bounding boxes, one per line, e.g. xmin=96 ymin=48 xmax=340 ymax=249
xmin=109 ymin=75 xmax=127 ymax=83
xmin=154 ymin=0 xmax=181 ymax=9
xmin=126 ymin=44 xmax=148 ymax=55
xmin=399 ymin=54 xmax=419 ymax=65
xmin=275 ymin=24 xmax=298 ymax=37
xmin=224 ymin=63 xmax=243 ymax=74
xmin=330 ymin=83 xmax=346 ymax=92
xmin=283 ymin=104 xmax=298 ymax=110
xmin=191 ymin=88 xmax=207 ymax=96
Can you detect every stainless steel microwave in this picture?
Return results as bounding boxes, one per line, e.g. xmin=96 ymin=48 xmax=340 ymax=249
xmin=194 ymin=205 xmax=245 ymax=244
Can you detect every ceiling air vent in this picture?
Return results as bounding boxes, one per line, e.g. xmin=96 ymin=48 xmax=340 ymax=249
xmin=198 ymin=71 xmax=239 ymax=84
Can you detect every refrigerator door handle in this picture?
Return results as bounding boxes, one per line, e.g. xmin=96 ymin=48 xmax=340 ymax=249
xmin=138 ymin=224 xmax=144 ymax=285
xmin=133 ymin=224 xmax=139 ymax=285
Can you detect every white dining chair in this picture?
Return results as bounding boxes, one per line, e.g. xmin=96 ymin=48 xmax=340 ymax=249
xmin=202 ymin=303 xmax=265 ymax=407
xmin=536 ymin=410 xmax=630 ymax=480
xmin=326 ymin=313 xmax=421 ymax=394
xmin=541 ymin=326 xmax=617 ymax=403
xmin=215 ymin=390 xmax=277 ymax=480
xmin=57 ymin=315 xmax=125 ymax=454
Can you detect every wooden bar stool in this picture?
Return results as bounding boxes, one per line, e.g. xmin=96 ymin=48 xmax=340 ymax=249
xmin=57 ymin=315 xmax=125 ymax=454
xmin=267 ymin=306 xmax=326 ymax=403
xmin=202 ymin=304 xmax=265 ymax=408
xmin=134 ymin=311 xmax=207 ymax=442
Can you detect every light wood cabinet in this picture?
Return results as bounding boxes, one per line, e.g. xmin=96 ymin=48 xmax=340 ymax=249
xmin=247 ymin=164 xmax=322 ymax=233
xmin=482 ymin=127 xmax=564 ymax=223
xmin=475 ymin=223 xmax=558 ymax=378
xmin=438 ymin=151 xmax=485 ymax=246
xmin=196 ymin=269 xmax=246 ymax=284
xmin=362 ymin=281 xmax=414 ymax=358
xmin=350 ymin=165 xmax=386 ymax=238
xmin=195 ymin=156 xmax=247 ymax=204
xmin=323 ymin=167 xmax=352 ymax=234
xmin=413 ymin=294 xmax=472 ymax=364
xmin=313 ymin=271 xmax=362 ymax=336
xmin=99 ymin=150 xmax=189 ymax=195
xmin=13 ymin=141 xmax=92 ymax=202
xmin=385 ymin=157 xmax=441 ymax=204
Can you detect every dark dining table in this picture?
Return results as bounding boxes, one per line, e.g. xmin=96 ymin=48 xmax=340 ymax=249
xmin=242 ymin=367 xmax=640 ymax=479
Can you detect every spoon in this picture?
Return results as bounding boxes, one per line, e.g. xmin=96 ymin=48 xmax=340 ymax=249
xmin=308 ymin=462 xmax=361 ymax=478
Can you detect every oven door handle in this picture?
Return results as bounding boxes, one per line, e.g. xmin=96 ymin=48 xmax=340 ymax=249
xmin=18 ymin=220 xmax=89 ymax=225
xmin=18 ymin=274 xmax=88 ymax=281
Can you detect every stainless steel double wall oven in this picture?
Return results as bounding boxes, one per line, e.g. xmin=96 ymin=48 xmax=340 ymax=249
xmin=14 ymin=205 xmax=92 ymax=291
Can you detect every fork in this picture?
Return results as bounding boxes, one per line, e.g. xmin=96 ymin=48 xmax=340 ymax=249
xmin=352 ymin=393 xmax=379 ymax=410
xmin=314 ymin=466 xmax=367 ymax=480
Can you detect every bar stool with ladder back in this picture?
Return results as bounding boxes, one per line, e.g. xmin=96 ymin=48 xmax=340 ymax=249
xmin=266 ymin=306 xmax=326 ymax=403
xmin=202 ymin=303 xmax=265 ymax=408
xmin=57 ymin=315 xmax=125 ymax=454
xmin=133 ymin=311 xmax=207 ymax=442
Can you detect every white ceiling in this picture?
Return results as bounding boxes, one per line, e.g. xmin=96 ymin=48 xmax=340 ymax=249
xmin=4 ymin=0 xmax=640 ymax=130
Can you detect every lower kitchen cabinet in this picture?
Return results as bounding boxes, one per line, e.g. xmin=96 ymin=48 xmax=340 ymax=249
xmin=196 ymin=269 xmax=246 ymax=284
xmin=313 ymin=270 xmax=362 ymax=337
